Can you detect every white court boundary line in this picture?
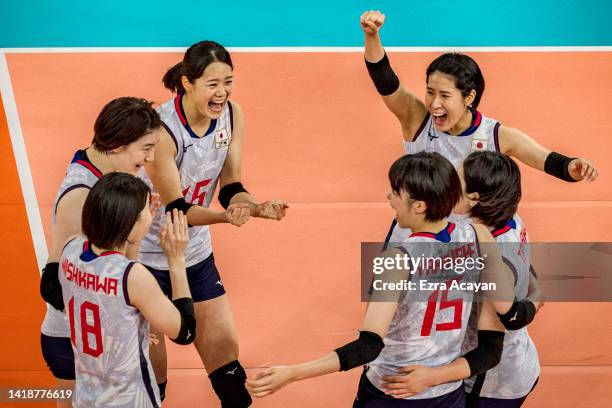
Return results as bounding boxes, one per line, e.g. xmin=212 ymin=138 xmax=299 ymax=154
xmin=0 ymin=53 xmax=48 ymax=271
xmin=1 ymin=46 xmax=612 ymax=53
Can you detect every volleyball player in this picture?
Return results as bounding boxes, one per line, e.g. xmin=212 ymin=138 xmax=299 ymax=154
xmin=381 ymin=152 xmax=542 ymax=407
xmin=40 ymin=97 xmax=162 ymax=407
xmin=246 ymin=152 xmax=513 ymax=407
xmin=59 ymin=172 xmax=195 ymax=407
xmin=140 ymin=40 xmax=288 ymax=406
xmin=359 ymin=10 xmax=597 ymax=244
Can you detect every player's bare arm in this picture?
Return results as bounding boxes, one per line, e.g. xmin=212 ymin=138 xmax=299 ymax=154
xmin=499 ymin=126 xmax=598 ymax=181
xmin=145 ymin=127 xmax=231 ymax=226
xmin=218 ymin=101 xmax=289 ymax=221
xmin=361 ymin=10 xmax=428 ymax=140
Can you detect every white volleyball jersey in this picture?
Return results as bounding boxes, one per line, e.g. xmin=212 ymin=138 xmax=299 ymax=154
xmin=59 ymin=237 xmax=160 ymax=408
xmin=464 ymin=215 xmax=540 ymax=398
xmin=367 ymin=222 xmax=482 ymax=399
xmin=42 ymin=150 xmax=102 ymax=338
xmin=404 ymin=111 xmax=500 ymax=167
xmin=387 ymin=112 xmax=500 ymax=244
xmin=140 ymin=94 xmax=233 ymax=269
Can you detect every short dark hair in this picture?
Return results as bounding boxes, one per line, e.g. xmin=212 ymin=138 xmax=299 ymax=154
xmin=92 ymin=97 xmax=161 ymax=153
xmin=389 ymin=152 xmax=462 ymax=222
xmin=82 ymin=172 xmax=150 ymax=250
xmin=463 ymin=151 xmax=522 ymax=228
xmin=163 ymin=40 xmax=233 ymax=94
xmin=426 ymin=53 xmax=485 ymax=112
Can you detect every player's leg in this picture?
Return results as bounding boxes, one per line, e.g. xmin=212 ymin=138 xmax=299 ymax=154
xmin=180 ymin=253 xmax=250 ymax=407
xmin=194 ymin=295 xmax=251 ymax=407
xmin=148 ymin=327 xmax=168 ymax=400
xmin=144 ymin=265 xmax=173 ymax=400
xmin=41 ymin=334 xmax=75 ymax=408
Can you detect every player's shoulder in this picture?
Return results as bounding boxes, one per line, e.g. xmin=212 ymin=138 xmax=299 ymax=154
xmin=228 ymin=99 xmax=242 ymax=113
xmin=127 ymin=262 xmax=152 ymax=280
xmin=125 ymin=263 xmax=157 ymax=300
xmin=157 ymin=96 xmax=177 ymax=117
xmin=471 ymin=222 xmax=495 ymax=242
xmin=55 ymin=187 xmax=90 ymax=216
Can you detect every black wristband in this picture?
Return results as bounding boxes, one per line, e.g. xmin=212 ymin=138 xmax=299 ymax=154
xmin=166 ymin=197 xmax=194 ymax=215
xmin=544 ymin=152 xmax=577 ymax=182
xmin=365 ymin=52 xmax=400 ymax=96
xmin=218 ymin=182 xmax=248 ymax=209
xmin=171 ymin=297 xmax=195 ymax=345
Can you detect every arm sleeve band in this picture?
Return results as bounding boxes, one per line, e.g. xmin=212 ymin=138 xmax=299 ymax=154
xmin=170 ymin=297 xmax=196 ymax=345
xmin=218 ymin=182 xmax=248 ymax=209
xmin=40 ymin=262 xmax=64 ymax=311
xmin=334 ymin=330 xmax=384 ymax=371
xmin=544 ymin=152 xmax=578 ymax=182
xmin=463 ymin=330 xmax=505 ymax=377
xmin=498 ymin=299 xmax=537 ymax=330
xmin=365 ymin=53 xmax=400 ymax=96
xmin=165 ymin=197 xmax=194 ymax=215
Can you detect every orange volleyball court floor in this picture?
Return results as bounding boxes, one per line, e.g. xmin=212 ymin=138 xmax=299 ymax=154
xmin=0 ymin=51 xmax=611 ymax=406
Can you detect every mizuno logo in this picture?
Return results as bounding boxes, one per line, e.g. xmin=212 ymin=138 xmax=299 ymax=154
xmin=509 ymin=312 xmax=518 ymax=322
xmin=216 ymin=280 xmax=223 ymax=286
xmin=183 ymin=144 xmax=193 ymax=153
xmin=227 ymin=367 xmax=238 ymax=375
xmin=186 ymin=330 xmax=192 ymax=339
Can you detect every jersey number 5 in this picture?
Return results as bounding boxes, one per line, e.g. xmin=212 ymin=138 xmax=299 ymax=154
xmin=68 ymin=297 xmax=103 ymax=357
xmin=420 ymin=277 xmax=463 ymax=336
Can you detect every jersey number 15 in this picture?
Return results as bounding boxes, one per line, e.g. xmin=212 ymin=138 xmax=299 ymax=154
xmin=182 ymin=179 xmax=212 ymax=206
xmin=420 ymin=276 xmax=464 ymax=336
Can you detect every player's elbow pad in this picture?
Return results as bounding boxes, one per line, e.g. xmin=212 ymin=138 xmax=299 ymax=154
xmin=498 ymin=299 xmax=536 ymax=330
xmin=171 ymin=298 xmax=196 ymax=345
xmin=334 ymin=331 xmax=384 ymax=371
xmin=463 ymin=330 xmax=505 ymax=377
xmin=40 ymin=262 xmax=64 ymax=311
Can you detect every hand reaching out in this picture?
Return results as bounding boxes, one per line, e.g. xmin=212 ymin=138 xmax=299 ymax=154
xmin=246 ymin=366 xmax=296 ymax=398
xmin=251 ymin=200 xmax=289 ymax=220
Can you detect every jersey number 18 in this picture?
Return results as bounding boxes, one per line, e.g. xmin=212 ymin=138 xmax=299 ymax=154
xmin=68 ymin=297 xmax=103 ymax=357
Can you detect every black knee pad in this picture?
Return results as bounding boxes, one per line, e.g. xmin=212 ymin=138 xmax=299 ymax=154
xmin=157 ymin=380 xmax=167 ymax=402
xmin=209 ymin=360 xmax=251 ymax=408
